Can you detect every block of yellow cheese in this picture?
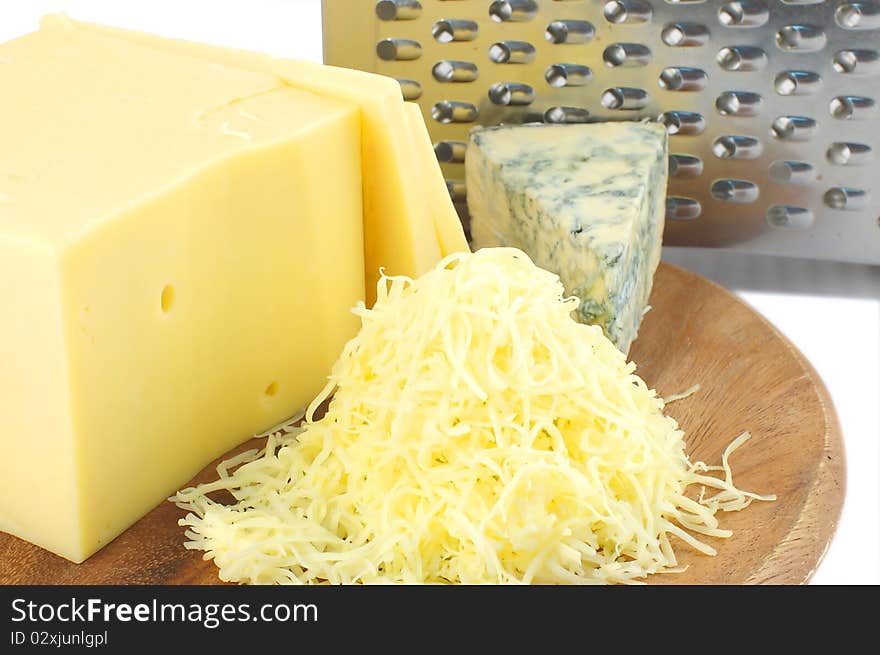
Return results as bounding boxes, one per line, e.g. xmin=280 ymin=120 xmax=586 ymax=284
xmin=43 ymin=14 xmax=469 ymax=303
xmin=403 ymin=102 xmax=470 ymax=257
xmin=0 ymin=25 xmax=364 ymax=562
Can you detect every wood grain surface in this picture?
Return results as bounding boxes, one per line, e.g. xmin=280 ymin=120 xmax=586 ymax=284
xmin=0 ymin=262 xmax=846 ymax=585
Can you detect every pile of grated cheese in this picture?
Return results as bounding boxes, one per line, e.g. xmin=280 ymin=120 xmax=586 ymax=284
xmin=173 ymin=247 xmax=774 ymax=584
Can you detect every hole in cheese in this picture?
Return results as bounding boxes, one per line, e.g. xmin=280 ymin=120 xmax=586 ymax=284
xmin=160 ymin=284 xmax=175 ymax=314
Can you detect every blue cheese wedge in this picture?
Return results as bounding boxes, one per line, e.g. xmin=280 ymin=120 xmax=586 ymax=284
xmin=466 ymin=122 xmax=668 ymax=353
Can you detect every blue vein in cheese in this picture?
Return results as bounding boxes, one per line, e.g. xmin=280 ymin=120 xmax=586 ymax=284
xmin=466 ymin=122 xmax=668 ymax=354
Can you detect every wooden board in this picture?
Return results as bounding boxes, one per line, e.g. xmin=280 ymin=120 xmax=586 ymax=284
xmin=0 ymin=262 xmax=845 ymax=585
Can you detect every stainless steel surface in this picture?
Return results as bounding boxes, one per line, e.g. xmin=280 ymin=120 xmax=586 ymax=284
xmin=322 ymin=0 xmax=880 ymax=264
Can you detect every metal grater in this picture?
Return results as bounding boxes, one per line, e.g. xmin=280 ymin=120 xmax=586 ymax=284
xmin=322 ymin=0 xmax=880 ymax=265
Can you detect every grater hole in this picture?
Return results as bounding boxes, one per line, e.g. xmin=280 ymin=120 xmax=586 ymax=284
xmin=771 ymin=115 xmax=816 ymax=141
xmin=775 ymin=74 xmax=796 ymax=96
xmin=716 ymin=91 xmax=762 ymax=116
xmin=832 ymin=49 xmax=880 ymax=75
xmin=446 ymin=180 xmax=466 ymax=203
xmin=376 ymin=38 xmax=421 ymax=61
xmin=836 ymin=4 xmax=862 ymax=28
xmin=715 ymin=93 xmax=740 ymax=116
xmin=601 ymin=87 xmax=648 ymax=110
xmin=488 ymin=83 xmax=512 ymax=105
xmin=827 ymin=142 xmax=873 ymax=165
xmin=717 ymin=46 xmax=767 ymax=71
xmin=830 ymin=96 xmax=853 ymax=119
xmin=830 ymin=95 xmax=877 ymax=120
xmin=489 ymin=82 xmax=535 ymax=106
xmin=604 ymin=45 xmax=626 ymax=67
xmin=489 ymin=0 xmax=538 ymax=23
xmin=545 ymin=20 xmax=595 ymax=44
xmin=833 ymin=50 xmax=859 ymax=74
xmin=712 ymin=135 xmax=761 ymax=160
xmin=822 ymin=189 xmax=846 ymax=209
xmin=432 ymin=101 xmax=478 ymax=124
xmin=544 ymin=66 xmax=564 ymax=88
xmin=434 ymin=141 xmax=467 ymax=164
xmin=666 ymin=197 xmax=702 ymax=220
xmin=604 ymin=1 xmax=653 ymax=24
xmin=375 ymin=0 xmax=422 ymax=21
xmin=489 ymin=41 xmax=536 ymax=64
xmin=396 ymin=79 xmax=422 ymax=101
xmin=662 ymin=25 xmax=685 ymax=45
xmin=545 ymin=64 xmax=593 ymax=88
xmin=433 ymin=61 xmax=454 ymax=83
xmin=711 ymin=179 xmax=759 ymax=203
xmin=545 ymin=106 xmax=591 ymax=123
xmin=605 ymin=1 xmax=627 ymax=23
xmin=603 ymin=43 xmax=652 ymax=67
xmin=774 ymin=71 xmax=821 ymax=96
xmin=836 ymin=3 xmax=880 ymax=29
xmin=824 ymin=187 xmax=868 ymax=210
xmin=658 ymin=111 xmax=705 ymax=135
xmin=775 ymin=25 xmax=827 ymax=52
xmin=716 ymin=48 xmax=740 ymax=71
xmin=432 ymin=19 xmax=479 ymax=43
xmin=718 ymin=1 xmax=769 ymax=28
xmin=661 ymin=23 xmax=709 ymax=47
xmin=545 ymin=22 xmax=567 ymax=44
xmin=658 ymin=67 xmax=708 ymax=91
xmin=669 ymin=154 xmax=703 ymax=179
xmin=768 ymin=160 xmax=815 ymax=185
xmin=712 ymin=138 xmax=736 ymax=159
xmin=489 ymin=43 xmax=510 ymax=64
xmin=719 ymin=3 xmax=744 ymax=25
xmin=432 ymin=60 xmax=479 ymax=83
xmin=433 ymin=21 xmax=455 ymax=44
xmin=767 ymin=205 xmax=814 ymax=229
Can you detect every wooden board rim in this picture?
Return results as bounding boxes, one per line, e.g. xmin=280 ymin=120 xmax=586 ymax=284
xmin=662 ymin=263 xmax=846 ymax=584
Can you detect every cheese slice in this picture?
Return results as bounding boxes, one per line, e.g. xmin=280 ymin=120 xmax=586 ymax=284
xmin=42 ymin=14 xmax=448 ymax=304
xmin=0 ymin=25 xmax=363 ymax=562
xmin=467 ymin=122 xmax=668 ymax=354
xmin=403 ymin=102 xmax=469 ymax=257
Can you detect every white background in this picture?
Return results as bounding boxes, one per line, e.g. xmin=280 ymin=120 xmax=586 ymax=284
xmin=2 ymin=0 xmax=878 ymax=584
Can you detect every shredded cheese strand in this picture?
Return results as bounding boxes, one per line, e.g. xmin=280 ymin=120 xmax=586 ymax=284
xmin=662 ymin=384 xmax=702 ymax=405
xmin=172 ymin=248 xmax=774 ymax=584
